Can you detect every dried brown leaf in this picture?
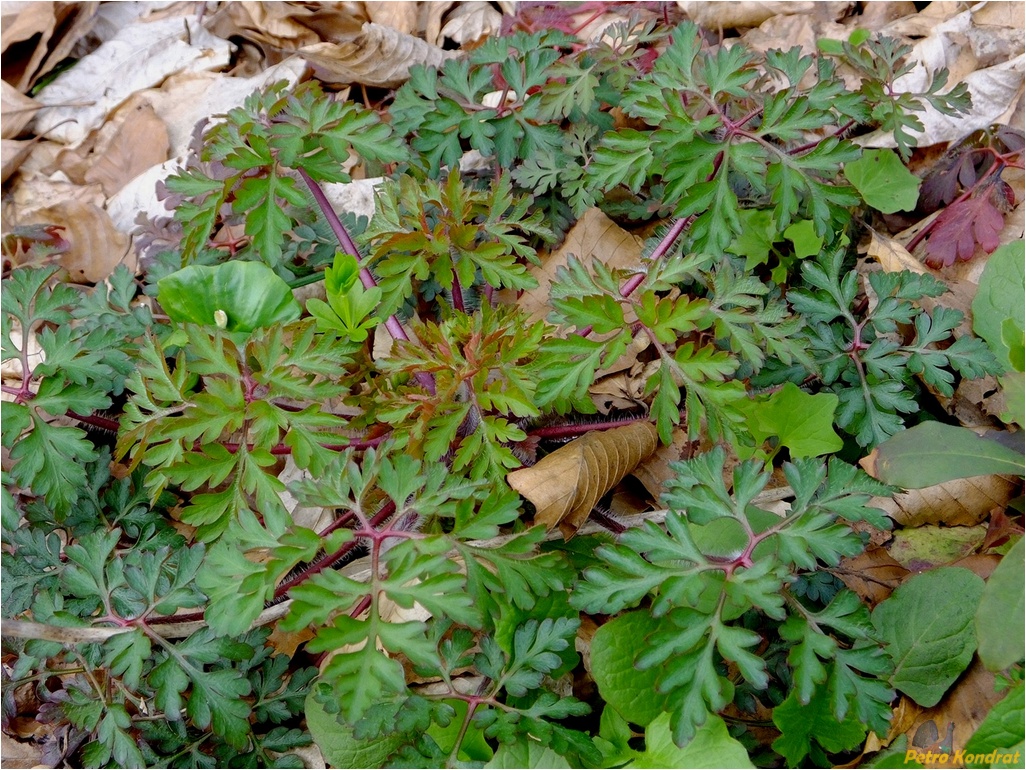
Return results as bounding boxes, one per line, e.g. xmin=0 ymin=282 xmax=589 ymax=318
xmin=82 ymin=102 xmax=169 ymax=197
xmin=885 ymin=475 xmax=1019 ymax=527
xmin=1 ymin=80 xmax=40 ymax=139
xmin=507 ymin=207 xmax=643 ymax=324
xmin=632 ymin=426 xmax=694 ymax=501
xmin=874 ymin=660 xmax=1006 ymax=757
xmin=300 ymin=23 xmax=457 ymax=88
xmin=364 ymin=1 xmax=421 ymax=35
xmin=0 ymin=1 xmax=56 ymax=91
xmin=832 ymin=546 xmax=910 ymax=608
xmin=33 ymin=13 xmax=232 ymax=146
xmin=16 ymin=199 xmax=131 ymax=283
xmin=1 ymin=138 xmax=35 ymax=184
xmin=678 ymin=1 xmax=850 ymax=30
xmin=507 ymin=421 xmax=658 ymax=539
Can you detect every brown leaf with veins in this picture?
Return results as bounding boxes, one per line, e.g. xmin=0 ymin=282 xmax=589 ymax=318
xmin=831 ymin=546 xmax=909 ymax=608
xmin=504 ymin=207 xmax=643 ymax=324
xmin=507 ymin=421 xmax=658 ymax=540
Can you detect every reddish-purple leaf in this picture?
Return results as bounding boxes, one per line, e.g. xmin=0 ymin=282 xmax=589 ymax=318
xmin=924 ymin=193 xmax=1005 ymax=268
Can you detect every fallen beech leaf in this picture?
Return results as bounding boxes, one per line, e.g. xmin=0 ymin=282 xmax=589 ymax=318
xmin=300 ymin=23 xmax=457 ymax=89
xmin=866 ymin=228 xmax=929 ymax=276
xmin=83 ymin=102 xmax=170 ymax=197
xmin=632 ymin=426 xmax=693 ymax=500
xmin=507 ymin=421 xmax=658 ymax=539
xmin=507 ymin=207 xmax=643 ymax=324
xmin=832 ymin=546 xmax=910 ymax=608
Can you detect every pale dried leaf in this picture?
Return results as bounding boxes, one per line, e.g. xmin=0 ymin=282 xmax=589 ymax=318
xmin=832 ymin=546 xmax=910 ymax=608
xmin=1 ymin=80 xmax=40 ymax=139
xmin=593 ymin=333 xmax=652 ymax=379
xmin=866 ymin=228 xmax=929 ymax=276
xmin=884 ymin=475 xmax=1019 ymax=527
xmin=507 ymin=421 xmax=659 ymax=539
xmin=508 ymin=207 xmax=644 ymax=324
xmin=0 ymin=138 xmax=35 ymax=184
xmin=32 ymin=13 xmax=232 ymax=146
xmin=677 ymin=1 xmax=850 ymax=30
xmin=857 ymin=1 xmax=917 ymax=28
xmin=83 ymin=102 xmax=170 ymax=197
xmin=0 ymin=732 xmax=43 ymax=769
xmin=300 ymin=23 xmax=458 ymax=88
xmin=439 ymin=2 xmax=502 ymax=46
xmin=364 ymin=1 xmax=421 ymax=35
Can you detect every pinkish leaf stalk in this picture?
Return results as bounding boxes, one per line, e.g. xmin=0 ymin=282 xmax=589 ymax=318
xmin=298 ymin=168 xmax=435 ymax=393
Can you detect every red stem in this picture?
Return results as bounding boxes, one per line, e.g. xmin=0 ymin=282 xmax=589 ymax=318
xmin=297 ymin=168 xmax=436 ymax=393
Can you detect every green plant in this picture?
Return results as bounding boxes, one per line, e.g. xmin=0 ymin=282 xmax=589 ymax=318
xmin=3 ymin=15 xmax=1021 ymax=770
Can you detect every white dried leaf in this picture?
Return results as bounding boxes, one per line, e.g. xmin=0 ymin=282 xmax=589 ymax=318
xmin=33 ymin=13 xmax=233 ymax=146
xmin=440 ymin=2 xmax=502 ymax=45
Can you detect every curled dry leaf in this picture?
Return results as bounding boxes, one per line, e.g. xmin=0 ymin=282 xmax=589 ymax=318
xmin=507 ymin=421 xmax=659 ymax=540
xmin=440 ymin=2 xmax=502 ymax=46
xmin=300 ymin=23 xmax=458 ymax=89
xmin=1 ymin=1 xmax=57 ymax=91
xmin=632 ymin=426 xmax=693 ymax=501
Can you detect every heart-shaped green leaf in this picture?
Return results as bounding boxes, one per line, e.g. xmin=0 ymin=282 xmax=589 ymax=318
xmin=157 ymin=261 xmax=301 ymax=333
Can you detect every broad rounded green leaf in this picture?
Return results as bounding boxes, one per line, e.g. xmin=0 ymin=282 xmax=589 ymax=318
xmin=783 ymin=219 xmax=823 ymax=258
xmin=963 ymin=683 xmax=1024 ymax=768
xmin=867 ymin=422 xmax=1024 ymax=488
xmin=872 ymin=567 xmax=985 ymax=707
xmin=973 ymin=240 xmax=1025 ymax=371
xmin=590 ymin=611 xmax=673 ymax=727
xmin=157 ymin=261 xmax=301 ymax=333
xmin=844 ymin=149 xmax=920 ymax=213
xmin=744 ymin=382 xmax=844 ymax=458
xmin=628 ymin=713 xmax=752 ymax=769
xmin=485 ymin=740 xmax=571 ymax=769
xmin=304 ymin=691 xmax=406 ymax=768
xmin=975 ymin=537 xmax=1025 ymax=671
